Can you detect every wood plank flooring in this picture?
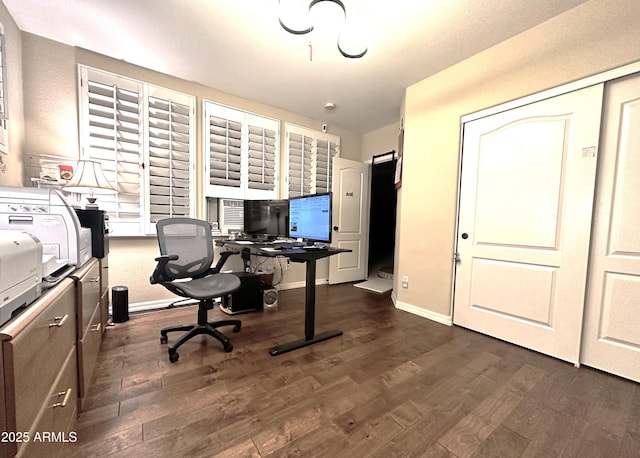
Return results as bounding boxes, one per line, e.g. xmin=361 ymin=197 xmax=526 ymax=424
xmin=66 ymin=284 xmax=640 ymax=457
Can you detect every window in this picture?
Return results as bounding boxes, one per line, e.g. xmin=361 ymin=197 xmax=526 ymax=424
xmin=203 ymin=101 xmax=279 ymax=199
xmin=284 ymin=123 xmax=340 ymax=197
xmin=0 ymin=26 xmax=8 ymax=156
xmin=79 ymin=66 xmax=196 ymax=235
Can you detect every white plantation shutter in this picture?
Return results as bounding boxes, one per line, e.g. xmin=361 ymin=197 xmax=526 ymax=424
xmin=285 ymin=124 xmax=340 ymax=197
xmin=205 ymin=103 xmax=244 ymax=196
xmin=287 ymin=131 xmax=313 ymax=197
xmin=79 ymin=66 xmax=195 ymax=235
xmin=204 ymin=101 xmax=279 ymax=199
xmin=81 ymin=68 xmax=143 ymax=234
xmin=247 ymin=125 xmax=276 ymax=191
xmin=315 ymin=138 xmax=339 ymax=194
xmin=146 ymin=89 xmax=195 ymax=225
xmin=245 ymin=114 xmax=279 ymax=199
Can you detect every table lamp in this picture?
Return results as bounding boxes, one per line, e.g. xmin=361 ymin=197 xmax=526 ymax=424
xmin=63 ymin=160 xmax=116 ymax=209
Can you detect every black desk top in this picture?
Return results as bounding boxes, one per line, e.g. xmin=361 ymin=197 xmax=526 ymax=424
xmin=216 ymin=240 xmax=350 ymax=260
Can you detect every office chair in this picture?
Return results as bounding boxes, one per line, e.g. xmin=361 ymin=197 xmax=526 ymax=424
xmin=150 ymin=217 xmax=241 ymax=363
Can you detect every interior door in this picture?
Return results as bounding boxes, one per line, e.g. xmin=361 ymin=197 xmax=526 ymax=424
xmin=453 ymin=84 xmax=604 ymax=364
xmin=329 ymin=157 xmax=369 ymax=284
xmin=581 ymin=74 xmax=640 ymax=382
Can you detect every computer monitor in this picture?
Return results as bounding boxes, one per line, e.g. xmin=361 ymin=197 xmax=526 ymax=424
xmin=288 ymin=192 xmax=332 ymax=243
xmin=243 ymin=199 xmax=289 ymax=239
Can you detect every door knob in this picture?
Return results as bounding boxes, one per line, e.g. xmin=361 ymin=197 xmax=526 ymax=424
xmin=461 ymin=233 xmax=469 ymax=239
xmin=333 ymin=226 xmax=339 ymax=231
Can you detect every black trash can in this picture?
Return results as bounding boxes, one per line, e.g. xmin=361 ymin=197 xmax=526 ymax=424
xmin=112 ymin=285 xmax=129 ymax=323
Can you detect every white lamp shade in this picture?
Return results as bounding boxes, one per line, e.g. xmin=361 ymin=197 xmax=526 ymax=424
xmin=63 ymin=160 xmax=116 ymax=194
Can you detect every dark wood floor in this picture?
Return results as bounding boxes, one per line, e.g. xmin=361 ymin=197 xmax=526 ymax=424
xmin=66 ymin=283 xmax=640 ymax=457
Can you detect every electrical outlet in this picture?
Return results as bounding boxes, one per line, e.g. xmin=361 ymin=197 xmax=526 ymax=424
xmin=402 ymin=275 xmax=409 ymax=288
xmin=286 ymin=258 xmax=291 ymax=271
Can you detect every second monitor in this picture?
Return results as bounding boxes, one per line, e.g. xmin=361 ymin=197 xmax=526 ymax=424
xmin=243 ymin=199 xmax=289 ymax=239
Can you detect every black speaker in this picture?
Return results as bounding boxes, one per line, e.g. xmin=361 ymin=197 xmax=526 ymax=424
xmin=220 ymin=272 xmax=262 ymax=315
xmin=112 ymin=285 xmax=129 ymax=323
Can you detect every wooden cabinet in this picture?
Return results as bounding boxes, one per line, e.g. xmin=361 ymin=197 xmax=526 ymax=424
xmin=0 ymin=253 xmax=109 ymax=456
xmin=0 ymin=278 xmax=78 ymax=458
xmin=70 ymin=258 xmax=102 ymax=411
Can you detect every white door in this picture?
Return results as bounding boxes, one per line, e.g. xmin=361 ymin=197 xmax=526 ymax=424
xmin=453 ymin=84 xmax=604 ymax=364
xmin=329 ymin=157 xmax=369 ymax=284
xmin=581 ymin=74 xmax=640 ymax=382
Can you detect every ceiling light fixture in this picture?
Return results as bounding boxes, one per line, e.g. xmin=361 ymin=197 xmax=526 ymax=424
xmin=278 ymin=0 xmax=368 ymax=59
xmin=324 ymin=102 xmax=336 ymax=110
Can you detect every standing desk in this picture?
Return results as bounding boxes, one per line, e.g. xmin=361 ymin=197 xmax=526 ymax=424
xmin=216 ymin=240 xmax=350 ymax=355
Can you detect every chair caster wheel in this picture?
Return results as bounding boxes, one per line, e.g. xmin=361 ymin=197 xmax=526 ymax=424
xmin=160 ymin=335 xmax=168 ymax=344
xmin=169 ymin=351 xmax=179 ymax=363
xmin=224 ymin=343 xmax=233 ymax=352
xmin=233 ymin=324 xmax=241 ymax=333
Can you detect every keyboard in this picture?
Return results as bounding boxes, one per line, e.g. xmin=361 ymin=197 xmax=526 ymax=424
xmin=233 ymin=237 xmax=270 ymax=243
xmin=272 ymin=242 xmax=328 ymax=251
xmin=272 ymin=241 xmax=305 ymax=250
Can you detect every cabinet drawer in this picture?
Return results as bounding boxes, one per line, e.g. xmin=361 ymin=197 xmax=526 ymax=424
xmin=16 ymin=347 xmax=78 ymax=458
xmin=78 ymin=303 xmax=102 ymax=402
xmin=3 ymin=280 xmax=76 ymax=434
xmin=72 ymin=259 xmax=101 ymax=336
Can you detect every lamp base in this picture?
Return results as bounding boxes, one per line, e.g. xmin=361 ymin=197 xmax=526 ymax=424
xmin=85 ymin=196 xmax=99 ymax=210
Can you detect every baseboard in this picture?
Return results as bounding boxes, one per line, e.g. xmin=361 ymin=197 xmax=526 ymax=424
xmin=117 ymin=298 xmax=201 ymax=315
xmin=276 ymin=278 xmax=328 ymax=291
xmin=393 ymin=299 xmax=453 ymax=326
xmin=124 ymin=279 xmax=328 ymax=313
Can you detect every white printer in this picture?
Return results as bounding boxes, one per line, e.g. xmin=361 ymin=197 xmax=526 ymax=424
xmin=0 ymin=186 xmax=92 ymax=273
xmin=0 ymin=231 xmax=43 ymax=326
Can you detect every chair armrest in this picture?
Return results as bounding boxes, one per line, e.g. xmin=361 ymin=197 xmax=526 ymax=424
xmin=210 ymin=250 xmax=240 ymax=274
xmin=150 ymin=254 xmax=179 ymax=284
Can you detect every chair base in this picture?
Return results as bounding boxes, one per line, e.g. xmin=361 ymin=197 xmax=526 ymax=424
xmin=160 ymin=298 xmax=241 ymax=363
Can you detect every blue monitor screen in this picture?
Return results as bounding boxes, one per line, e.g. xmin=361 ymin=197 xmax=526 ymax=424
xmin=288 ymin=192 xmax=332 ymax=243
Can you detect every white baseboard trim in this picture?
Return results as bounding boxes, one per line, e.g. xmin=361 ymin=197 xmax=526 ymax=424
xmin=112 ymin=298 xmax=201 ymax=315
xmin=122 ymin=279 xmax=328 ymax=314
xmin=276 ymin=278 xmax=329 ymax=291
xmin=393 ymin=299 xmax=453 ymax=326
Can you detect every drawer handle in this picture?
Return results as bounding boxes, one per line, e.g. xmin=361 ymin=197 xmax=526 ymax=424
xmin=89 ymin=277 xmax=100 ymax=283
xmin=52 ymin=388 xmax=72 ymax=408
xmin=49 ymin=314 xmax=69 ymax=328
xmin=91 ymin=323 xmax=102 ymax=332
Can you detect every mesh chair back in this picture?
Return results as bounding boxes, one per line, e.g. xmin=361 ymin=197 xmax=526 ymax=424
xmin=156 ymin=218 xmax=214 ymax=281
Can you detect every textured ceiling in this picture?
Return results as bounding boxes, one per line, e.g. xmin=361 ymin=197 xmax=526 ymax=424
xmin=4 ymin=0 xmax=589 ymax=133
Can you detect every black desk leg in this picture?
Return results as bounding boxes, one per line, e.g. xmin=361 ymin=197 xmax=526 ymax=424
xmin=304 ymin=256 xmax=317 ymax=340
xmin=269 ymin=257 xmax=343 ymax=356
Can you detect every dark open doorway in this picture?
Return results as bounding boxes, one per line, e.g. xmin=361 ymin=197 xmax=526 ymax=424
xmin=367 ymin=151 xmax=397 ymax=280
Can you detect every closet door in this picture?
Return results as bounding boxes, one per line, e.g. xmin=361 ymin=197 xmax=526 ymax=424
xmin=453 ymin=84 xmax=603 ymax=364
xmin=581 ymin=74 xmax=640 ymax=382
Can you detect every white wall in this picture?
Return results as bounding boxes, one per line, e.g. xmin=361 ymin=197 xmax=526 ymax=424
xmin=396 ymin=0 xmax=640 ymax=322
xmin=361 ymin=121 xmax=400 ymax=163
